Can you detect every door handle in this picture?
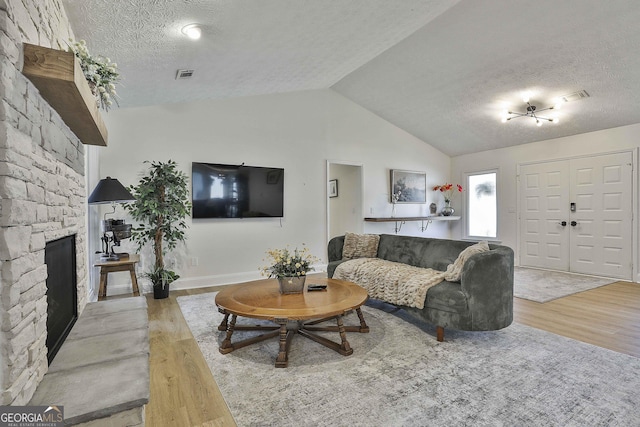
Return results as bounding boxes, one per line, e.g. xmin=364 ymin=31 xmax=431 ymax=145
xmin=559 ymin=221 xmax=567 ymax=226
xmin=571 ymin=221 xmax=578 ymax=226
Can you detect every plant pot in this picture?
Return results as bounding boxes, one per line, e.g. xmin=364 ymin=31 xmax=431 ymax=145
xmin=277 ymin=276 xmax=306 ymax=294
xmin=441 ymin=200 xmax=455 ymax=216
xmin=153 ymin=283 xmax=170 ymax=299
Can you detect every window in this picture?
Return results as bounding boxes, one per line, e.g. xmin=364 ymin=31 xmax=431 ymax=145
xmin=466 ymin=170 xmax=497 ymax=239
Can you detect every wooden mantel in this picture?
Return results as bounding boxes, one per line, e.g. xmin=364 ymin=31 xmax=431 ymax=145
xmin=22 ymin=43 xmax=108 ymax=147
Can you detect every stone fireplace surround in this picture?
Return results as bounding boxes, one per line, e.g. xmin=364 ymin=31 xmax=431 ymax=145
xmin=0 ymin=0 xmax=89 ymax=405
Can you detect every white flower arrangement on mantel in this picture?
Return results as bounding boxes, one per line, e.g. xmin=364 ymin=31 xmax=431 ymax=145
xmin=391 ymin=190 xmax=401 ymax=217
xmin=67 ymin=39 xmax=119 ymax=111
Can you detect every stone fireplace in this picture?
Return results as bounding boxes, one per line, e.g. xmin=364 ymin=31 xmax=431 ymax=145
xmin=0 ymin=0 xmax=88 ymax=405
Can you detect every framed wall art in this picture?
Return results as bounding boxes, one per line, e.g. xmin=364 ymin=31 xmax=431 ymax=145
xmin=329 ymin=179 xmax=338 ymax=198
xmin=390 ymin=169 xmax=426 ymax=203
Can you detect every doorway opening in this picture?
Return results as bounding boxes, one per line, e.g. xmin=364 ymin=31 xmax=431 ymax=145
xmin=326 ymin=161 xmax=364 ymax=244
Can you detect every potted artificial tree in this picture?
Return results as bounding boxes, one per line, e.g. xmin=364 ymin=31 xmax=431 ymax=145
xmin=124 ymin=160 xmax=191 ymax=299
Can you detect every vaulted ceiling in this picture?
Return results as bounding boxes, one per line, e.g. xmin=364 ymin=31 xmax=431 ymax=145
xmin=62 ymin=0 xmax=640 ymax=156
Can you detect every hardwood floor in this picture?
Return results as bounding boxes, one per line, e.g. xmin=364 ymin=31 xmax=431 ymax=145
xmin=144 ymin=280 xmax=640 ymax=426
xmin=146 ymin=285 xmax=236 ymax=427
xmin=513 ymin=281 xmax=640 ymax=358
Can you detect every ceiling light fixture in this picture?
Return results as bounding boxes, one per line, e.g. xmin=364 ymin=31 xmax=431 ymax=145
xmin=181 ymin=24 xmax=201 ymax=40
xmin=501 ymin=92 xmax=564 ymax=126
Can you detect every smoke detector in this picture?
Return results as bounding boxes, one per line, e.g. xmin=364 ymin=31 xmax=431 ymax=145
xmin=176 ymin=69 xmax=194 ymax=80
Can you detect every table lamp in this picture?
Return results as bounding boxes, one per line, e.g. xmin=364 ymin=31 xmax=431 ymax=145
xmin=88 ymin=177 xmax=136 ymax=261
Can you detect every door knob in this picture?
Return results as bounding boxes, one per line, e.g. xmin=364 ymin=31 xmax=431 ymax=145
xmin=559 ymin=221 xmax=567 ymax=226
xmin=571 ymin=221 xmax=578 ymax=226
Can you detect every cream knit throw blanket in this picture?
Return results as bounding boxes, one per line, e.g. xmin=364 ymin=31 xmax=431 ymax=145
xmin=334 ymin=258 xmax=445 ymax=309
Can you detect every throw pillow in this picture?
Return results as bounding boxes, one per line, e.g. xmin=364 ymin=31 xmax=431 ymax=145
xmin=444 ymin=241 xmax=490 ymax=282
xmin=342 ymin=232 xmax=380 ymax=259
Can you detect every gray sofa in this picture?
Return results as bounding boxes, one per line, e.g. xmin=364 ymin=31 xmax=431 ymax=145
xmin=327 ymin=234 xmax=514 ymax=341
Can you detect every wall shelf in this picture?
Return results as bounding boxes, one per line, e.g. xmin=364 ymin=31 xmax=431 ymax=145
xmin=365 ymin=216 xmax=461 ymax=233
xmin=22 ymin=43 xmax=108 ymax=146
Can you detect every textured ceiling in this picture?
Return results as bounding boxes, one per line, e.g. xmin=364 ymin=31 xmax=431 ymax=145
xmin=61 ymin=0 xmax=459 ymax=106
xmin=333 ymin=0 xmax=640 ymax=156
xmin=61 ymin=0 xmax=640 ymax=156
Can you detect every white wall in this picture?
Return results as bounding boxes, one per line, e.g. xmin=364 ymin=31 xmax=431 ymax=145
xmin=451 ymin=122 xmax=640 ymax=281
xmin=325 ymin=90 xmax=453 ymax=235
xmin=99 ymin=89 xmax=451 ymax=288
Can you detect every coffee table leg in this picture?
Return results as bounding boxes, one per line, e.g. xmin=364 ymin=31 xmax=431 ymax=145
xmin=218 ymin=312 xmax=230 ymax=331
xmin=219 ymin=314 xmax=237 ymax=354
xmin=336 ymin=315 xmax=353 ymax=356
xmin=302 ymin=307 xmax=369 ymax=334
xmin=356 ymin=308 xmax=370 ymax=333
xmin=275 ymin=320 xmax=290 ymax=368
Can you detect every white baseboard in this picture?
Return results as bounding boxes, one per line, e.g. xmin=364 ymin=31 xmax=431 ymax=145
xmin=171 ymin=271 xmax=262 ymax=290
xmin=171 ymin=264 xmax=329 ymax=291
xmin=98 ymin=265 xmax=330 ymax=294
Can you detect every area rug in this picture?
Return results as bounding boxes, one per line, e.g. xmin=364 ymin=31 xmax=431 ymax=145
xmin=514 ymin=267 xmax=617 ymax=303
xmin=177 ymin=292 xmax=640 ymax=427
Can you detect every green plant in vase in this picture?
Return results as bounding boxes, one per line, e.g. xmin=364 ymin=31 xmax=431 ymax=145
xmin=124 ymin=160 xmax=191 ymax=299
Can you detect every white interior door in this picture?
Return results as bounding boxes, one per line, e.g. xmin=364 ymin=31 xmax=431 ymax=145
xmin=519 ymin=152 xmax=633 ymax=280
xmin=569 ymin=152 xmax=633 ymax=279
xmin=520 ymin=160 xmax=571 ymax=271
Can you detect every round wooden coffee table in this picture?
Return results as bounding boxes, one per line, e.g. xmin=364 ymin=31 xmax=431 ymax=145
xmin=215 ymin=277 xmax=369 ymax=368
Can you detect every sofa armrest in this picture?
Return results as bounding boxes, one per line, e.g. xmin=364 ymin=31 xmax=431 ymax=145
xmin=328 ymin=236 xmax=345 ymax=262
xmin=327 ymin=236 xmax=346 ymax=278
xmin=459 ymin=247 xmax=514 ymax=330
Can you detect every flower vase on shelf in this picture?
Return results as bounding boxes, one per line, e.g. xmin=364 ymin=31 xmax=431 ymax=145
xmin=391 ymin=191 xmax=401 ymax=217
xmin=441 ymin=200 xmax=455 ymax=216
xmin=278 ymin=276 xmax=306 ymax=294
xmin=433 ymin=183 xmax=463 ymax=217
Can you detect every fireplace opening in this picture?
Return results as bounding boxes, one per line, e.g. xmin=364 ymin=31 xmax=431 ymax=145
xmin=45 ymin=235 xmax=78 ymax=364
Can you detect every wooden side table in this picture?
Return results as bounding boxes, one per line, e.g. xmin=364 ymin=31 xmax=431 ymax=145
xmin=94 ymin=254 xmax=140 ymax=301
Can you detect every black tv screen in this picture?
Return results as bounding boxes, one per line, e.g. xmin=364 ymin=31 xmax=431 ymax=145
xmin=192 ymin=162 xmax=284 ymax=218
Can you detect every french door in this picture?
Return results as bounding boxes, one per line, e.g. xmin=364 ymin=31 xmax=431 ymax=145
xmin=519 ymin=151 xmax=633 ymax=280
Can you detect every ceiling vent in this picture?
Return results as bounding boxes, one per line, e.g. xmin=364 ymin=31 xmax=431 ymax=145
xmin=176 ymin=69 xmax=195 ymax=79
xmin=560 ymin=90 xmax=590 ymax=103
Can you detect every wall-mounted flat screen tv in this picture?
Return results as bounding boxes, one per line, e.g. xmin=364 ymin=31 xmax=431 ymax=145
xmin=192 ymin=162 xmax=284 ymax=218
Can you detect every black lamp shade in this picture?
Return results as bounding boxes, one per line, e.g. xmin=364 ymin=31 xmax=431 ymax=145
xmin=88 ymin=177 xmax=136 ymax=204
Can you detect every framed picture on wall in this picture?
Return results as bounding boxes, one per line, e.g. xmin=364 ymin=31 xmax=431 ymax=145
xmin=329 ymin=179 xmax=338 ymax=198
xmin=390 ymin=169 xmax=426 ymax=203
